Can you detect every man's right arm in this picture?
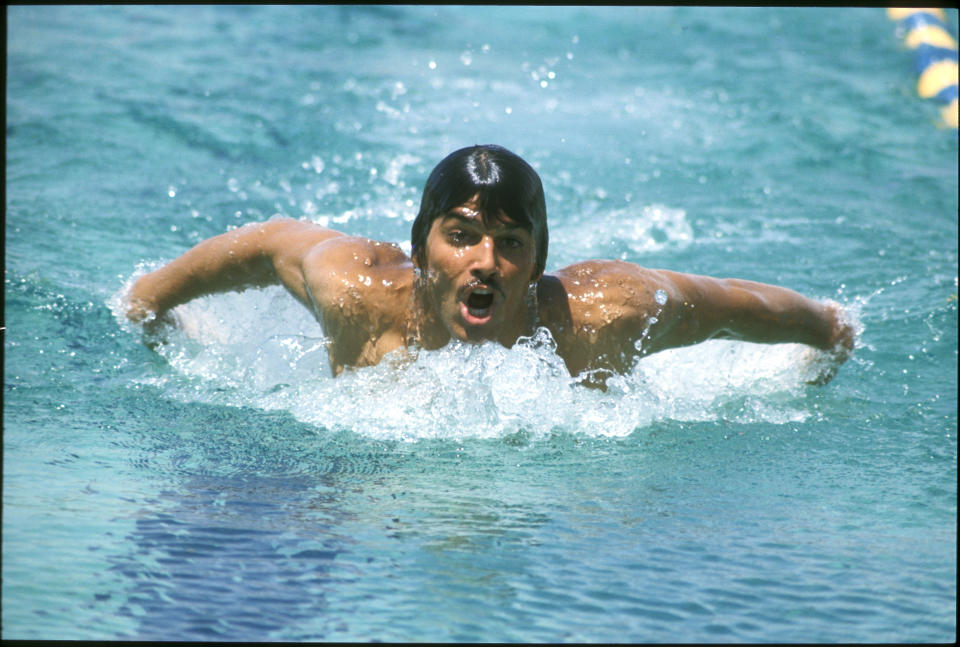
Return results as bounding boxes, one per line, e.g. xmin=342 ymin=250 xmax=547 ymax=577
xmin=125 ymin=218 xmax=345 ymax=322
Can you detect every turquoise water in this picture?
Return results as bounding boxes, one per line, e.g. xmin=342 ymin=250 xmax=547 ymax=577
xmin=4 ymin=5 xmax=957 ymax=642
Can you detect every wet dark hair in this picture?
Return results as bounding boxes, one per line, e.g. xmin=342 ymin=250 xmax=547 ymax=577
xmin=411 ymin=144 xmax=548 ymax=279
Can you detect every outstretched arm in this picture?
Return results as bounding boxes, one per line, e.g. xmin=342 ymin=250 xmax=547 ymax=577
xmin=125 ymin=218 xmax=344 ymax=322
xmin=645 ymin=269 xmax=854 ymax=358
xmin=543 ymin=261 xmax=855 ymax=384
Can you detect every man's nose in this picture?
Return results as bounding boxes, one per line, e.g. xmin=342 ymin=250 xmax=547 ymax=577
xmin=471 ymin=236 xmax=498 ymax=276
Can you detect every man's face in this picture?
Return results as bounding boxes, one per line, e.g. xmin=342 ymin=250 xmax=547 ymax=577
xmin=418 ymin=195 xmax=538 ymax=345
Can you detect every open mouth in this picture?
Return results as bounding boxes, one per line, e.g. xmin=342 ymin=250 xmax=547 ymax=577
xmin=466 ymin=289 xmax=494 ymax=316
xmin=460 ymin=284 xmax=498 ymax=326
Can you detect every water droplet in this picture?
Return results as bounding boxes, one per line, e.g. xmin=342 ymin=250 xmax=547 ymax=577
xmin=654 ymin=289 xmax=668 ymax=305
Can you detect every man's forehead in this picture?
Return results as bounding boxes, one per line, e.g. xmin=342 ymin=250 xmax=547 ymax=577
xmin=443 ymin=204 xmax=523 ymax=230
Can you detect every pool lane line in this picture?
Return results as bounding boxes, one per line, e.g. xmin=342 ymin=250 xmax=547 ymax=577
xmin=887 ymin=8 xmax=958 ymax=130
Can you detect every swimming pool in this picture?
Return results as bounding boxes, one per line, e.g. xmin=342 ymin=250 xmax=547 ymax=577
xmin=4 ymin=5 xmax=957 ymax=641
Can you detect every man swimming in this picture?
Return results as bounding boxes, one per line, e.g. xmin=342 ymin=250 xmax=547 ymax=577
xmin=126 ymin=144 xmax=855 ymax=385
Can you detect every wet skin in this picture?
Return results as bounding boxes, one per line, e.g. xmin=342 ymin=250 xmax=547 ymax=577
xmin=415 ymin=199 xmax=539 ymax=347
xmin=127 ymin=199 xmax=855 ymax=383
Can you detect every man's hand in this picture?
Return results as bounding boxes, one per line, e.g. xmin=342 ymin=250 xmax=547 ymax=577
xmin=124 ymin=292 xmax=175 ymax=350
xmin=125 ymin=293 xmax=158 ymax=324
xmin=804 ymin=301 xmax=855 ymax=385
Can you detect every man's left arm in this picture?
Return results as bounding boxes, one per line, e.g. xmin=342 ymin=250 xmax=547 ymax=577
xmin=642 ymin=269 xmax=855 ymax=359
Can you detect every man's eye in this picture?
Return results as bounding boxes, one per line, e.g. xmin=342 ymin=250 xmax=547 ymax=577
xmin=501 ymin=237 xmax=524 ymax=249
xmin=447 ymin=230 xmax=468 ymax=244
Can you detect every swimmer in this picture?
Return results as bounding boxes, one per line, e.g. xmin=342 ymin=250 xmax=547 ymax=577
xmin=126 ymin=144 xmax=855 ymax=386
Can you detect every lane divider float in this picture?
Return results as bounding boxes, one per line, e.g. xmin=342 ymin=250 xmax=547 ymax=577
xmin=887 ymin=8 xmax=958 ymax=129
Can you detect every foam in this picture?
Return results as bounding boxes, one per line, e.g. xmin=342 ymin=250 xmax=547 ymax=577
xmin=110 ymin=274 xmax=849 ymax=442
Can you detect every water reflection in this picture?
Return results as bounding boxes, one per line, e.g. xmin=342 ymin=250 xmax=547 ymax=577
xmin=110 ymin=473 xmax=353 ymax=640
xmin=106 ymin=433 xmax=565 ymax=641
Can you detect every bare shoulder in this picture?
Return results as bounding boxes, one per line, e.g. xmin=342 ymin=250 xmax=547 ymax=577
xmin=259 ymin=217 xmax=346 ymax=251
xmin=302 ymin=235 xmax=414 ymax=313
xmin=303 ymin=234 xmax=410 ymax=270
xmin=538 ymin=260 xmax=671 ymax=376
xmin=277 ymin=235 xmax=414 ymax=373
xmin=545 ymin=260 xmax=670 ymax=320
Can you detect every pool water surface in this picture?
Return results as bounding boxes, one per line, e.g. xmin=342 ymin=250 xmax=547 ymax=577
xmin=4 ymin=6 xmax=957 ymax=642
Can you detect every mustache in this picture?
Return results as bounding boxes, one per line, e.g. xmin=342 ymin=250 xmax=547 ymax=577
xmin=460 ymin=277 xmax=504 ymax=299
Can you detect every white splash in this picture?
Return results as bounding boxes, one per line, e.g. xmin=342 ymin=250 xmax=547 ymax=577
xmin=109 ymin=279 xmax=849 ymax=442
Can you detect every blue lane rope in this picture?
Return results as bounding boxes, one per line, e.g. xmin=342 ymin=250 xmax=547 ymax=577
xmin=887 ymin=8 xmax=959 ymax=129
